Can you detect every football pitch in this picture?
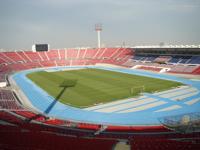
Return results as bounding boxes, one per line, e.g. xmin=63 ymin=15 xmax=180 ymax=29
xmin=27 ymin=68 xmax=182 ymax=108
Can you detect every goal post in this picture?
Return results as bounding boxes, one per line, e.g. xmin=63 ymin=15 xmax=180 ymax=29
xmin=130 ymin=86 xmax=145 ymax=96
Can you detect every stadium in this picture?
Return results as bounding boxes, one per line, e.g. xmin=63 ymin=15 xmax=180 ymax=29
xmin=0 ymin=45 xmax=200 ymax=149
xmin=1 ymin=1 xmax=200 ymax=149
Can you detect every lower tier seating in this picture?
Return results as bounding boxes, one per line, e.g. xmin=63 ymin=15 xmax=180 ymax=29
xmin=0 ymin=130 xmax=117 ymax=150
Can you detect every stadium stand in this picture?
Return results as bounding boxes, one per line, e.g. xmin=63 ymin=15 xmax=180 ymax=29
xmin=154 ymin=56 xmax=171 ymax=63
xmin=193 ymin=66 xmax=200 ymax=74
xmin=1 ymin=47 xmax=200 ymax=74
xmin=0 ymin=48 xmax=133 ymax=71
xmin=130 ymin=136 xmax=200 ymax=150
xmin=137 ymin=66 xmax=162 ymax=72
xmin=0 ymin=90 xmax=22 ymax=110
xmin=0 ymin=73 xmax=6 ymax=82
xmin=0 ymin=129 xmax=117 ymax=150
xmin=120 ymin=47 xmax=200 ymax=74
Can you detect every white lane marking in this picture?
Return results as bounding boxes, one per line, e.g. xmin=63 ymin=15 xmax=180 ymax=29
xmin=94 ymin=98 xmax=157 ymax=113
xmin=184 ymin=97 xmax=200 ymax=105
xmin=155 ymin=105 xmax=181 ymax=112
xmin=117 ymin=101 xmax=167 ymax=113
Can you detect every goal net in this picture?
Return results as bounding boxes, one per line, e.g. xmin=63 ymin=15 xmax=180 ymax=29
xmin=130 ymin=86 xmax=145 ymax=96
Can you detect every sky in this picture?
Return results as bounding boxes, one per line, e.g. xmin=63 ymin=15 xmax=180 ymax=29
xmin=0 ymin=0 xmax=200 ymax=50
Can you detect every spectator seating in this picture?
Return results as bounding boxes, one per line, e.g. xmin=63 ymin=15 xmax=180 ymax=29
xmin=193 ymin=66 xmax=200 ymax=74
xmin=24 ymin=51 xmax=42 ymax=62
xmin=17 ymin=51 xmax=32 ymax=62
xmin=0 ymin=90 xmax=16 ymax=101
xmin=0 ymin=110 xmax=24 ymax=124
xmin=168 ymin=65 xmax=199 ymax=74
xmin=0 ymin=90 xmax=23 ymax=110
xmin=189 ymin=56 xmax=200 ymax=64
xmin=0 ymin=73 xmax=6 ymax=82
xmin=0 ymin=48 xmax=200 ymax=149
xmin=13 ymin=110 xmax=47 ymax=122
xmin=144 ymin=55 xmax=157 ymax=62
xmin=137 ymin=66 xmax=162 ymax=72
xmin=37 ymin=51 xmax=49 ymax=61
xmin=46 ymin=50 xmax=59 ymax=60
xmin=154 ymin=56 xmax=171 ymax=63
xmin=123 ymin=54 xmax=200 ymax=74
xmin=2 ymin=52 xmax=23 ymax=62
xmin=0 ymin=101 xmax=22 ymax=110
xmin=1 ymin=48 xmax=180 ymax=70
xmin=0 ymin=130 xmax=117 ymax=150
xmin=130 ymin=135 xmax=200 ymax=150
xmin=0 ymin=48 xmax=133 ymax=71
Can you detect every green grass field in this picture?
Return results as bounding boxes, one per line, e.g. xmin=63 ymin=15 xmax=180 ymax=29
xmin=27 ymin=68 xmax=182 ymax=108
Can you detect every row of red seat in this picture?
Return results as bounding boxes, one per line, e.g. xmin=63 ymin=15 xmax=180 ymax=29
xmin=0 ymin=108 xmax=172 ymax=136
xmin=0 ymin=89 xmax=15 ymax=101
xmin=193 ymin=66 xmax=200 ymax=74
xmin=0 ymin=48 xmax=132 ymax=64
xmin=130 ymin=136 xmax=200 ymax=150
xmin=1 ymin=109 xmax=200 ymax=149
xmin=0 ymin=90 xmax=23 ymax=110
xmin=137 ymin=66 xmax=162 ymax=72
xmin=106 ymin=125 xmax=169 ymax=133
xmin=122 ymin=59 xmax=200 ymax=74
xmin=0 ymin=111 xmax=23 ymax=124
xmin=0 ymin=48 xmax=133 ymax=73
xmin=0 ymin=128 xmax=117 ymax=150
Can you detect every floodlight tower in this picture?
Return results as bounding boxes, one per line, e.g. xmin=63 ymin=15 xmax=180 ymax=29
xmin=95 ymin=24 xmax=102 ymax=48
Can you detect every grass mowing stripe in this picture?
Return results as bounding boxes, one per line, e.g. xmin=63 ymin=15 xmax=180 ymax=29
xmin=54 ymin=70 xmax=117 ymax=98
xmin=27 ymin=68 xmax=182 ymax=108
xmin=57 ymin=69 xmax=126 ymax=98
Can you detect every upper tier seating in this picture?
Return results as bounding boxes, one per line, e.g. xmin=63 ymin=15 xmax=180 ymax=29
xmin=154 ymin=56 xmax=171 ymax=63
xmin=46 ymin=49 xmax=59 ymax=60
xmin=123 ymin=53 xmax=200 ymax=74
xmin=24 ymin=51 xmax=42 ymax=62
xmin=132 ymin=55 xmax=146 ymax=61
xmin=2 ymin=52 xmax=23 ymax=62
xmin=189 ymin=56 xmax=200 ymax=64
xmin=168 ymin=55 xmax=199 ymax=64
xmin=132 ymin=54 xmax=200 ymax=65
xmin=145 ymin=55 xmax=157 ymax=62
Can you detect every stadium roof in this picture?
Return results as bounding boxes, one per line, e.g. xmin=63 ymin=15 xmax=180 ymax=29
xmin=132 ymin=45 xmax=200 ymax=48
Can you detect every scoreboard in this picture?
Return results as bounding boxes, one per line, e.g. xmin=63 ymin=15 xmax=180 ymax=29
xmin=32 ymin=44 xmax=49 ymax=52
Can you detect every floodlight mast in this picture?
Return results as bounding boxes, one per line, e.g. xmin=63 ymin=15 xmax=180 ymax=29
xmin=95 ymin=24 xmax=102 ymax=48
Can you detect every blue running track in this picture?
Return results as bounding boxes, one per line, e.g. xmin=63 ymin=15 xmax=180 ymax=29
xmin=12 ymin=66 xmax=200 ymax=126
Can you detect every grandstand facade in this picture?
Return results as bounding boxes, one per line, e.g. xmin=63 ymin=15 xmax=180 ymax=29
xmin=125 ymin=46 xmax=200 ymax=74
xmin=0 ymin=47 xmax=200 ymax=150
